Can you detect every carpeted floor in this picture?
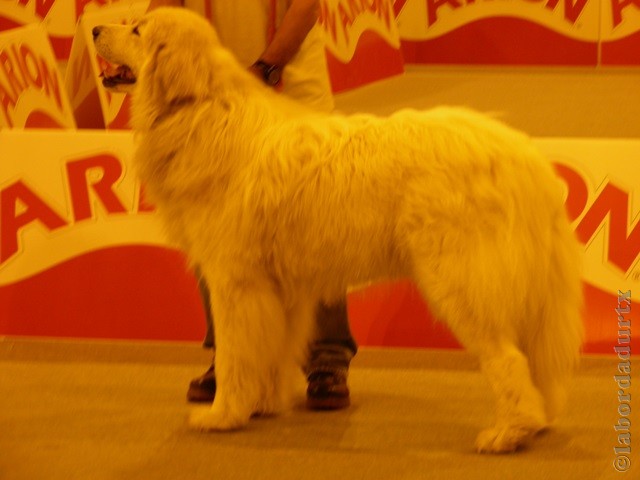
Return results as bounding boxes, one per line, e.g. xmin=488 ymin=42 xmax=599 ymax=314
xmin=0 ymin=337 xmax=636 ymax=480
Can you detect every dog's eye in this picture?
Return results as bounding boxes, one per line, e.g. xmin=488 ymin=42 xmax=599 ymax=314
xmin=132 ymin=25 xmax=140 ymax=36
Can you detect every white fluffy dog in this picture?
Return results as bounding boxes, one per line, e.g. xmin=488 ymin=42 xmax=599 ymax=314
xmin=93 ymin=7 xmax=583 ymax=453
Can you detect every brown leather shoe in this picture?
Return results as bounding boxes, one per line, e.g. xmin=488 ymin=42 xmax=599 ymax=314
xmin=188 ymin=364 xmax=352 ymax=410
xmin=187 ymin=364 xmax=216 ymax=402
xmin=306 ymin=367 xmax=350 ymax=410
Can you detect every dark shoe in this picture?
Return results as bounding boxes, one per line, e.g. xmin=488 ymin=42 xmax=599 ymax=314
xmin=187 ymin=364 xmax=217 ymax=402
xmin=306 ymin=367 xmax=350 ymax=410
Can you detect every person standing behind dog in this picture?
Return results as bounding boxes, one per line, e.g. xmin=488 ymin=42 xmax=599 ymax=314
xmin=147 ymin=0 xmax=357 ymax=410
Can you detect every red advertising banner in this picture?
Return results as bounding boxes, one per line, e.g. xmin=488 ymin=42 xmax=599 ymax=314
xmin=2 ymin=1 xmax=638 ymax=73
xmin=0 ymin=24 xmax=75 ymax=128
xmin=0 ymin=130 xmax=205 ymax=341
xmin=394 ymin=0 xmax=601 ymax=65
xmin=1 ymin=130 xmax=637 ymax=354
xmin=320 ymin=0 xmax=405 ymax=92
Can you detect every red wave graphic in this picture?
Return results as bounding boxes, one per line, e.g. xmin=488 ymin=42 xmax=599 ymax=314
xmin=401 ymin=17 xmax=598 ymax=65
xmin=348 ymin=280 xmax=617 ymax=354
xmin=326 ymin=29 xmax=404 ymax=93
xmin=24 ymin=110 xmax=68 ymax=129
xmin=0 ymin=246 xmax=206 ymax=342
xmin=0 ymin=245 xmax=620 ymax=354
xmin=601 ymin=30 xmax=640 ymax=66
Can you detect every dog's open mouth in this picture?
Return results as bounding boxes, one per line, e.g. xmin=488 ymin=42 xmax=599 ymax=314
xmin=100 ymin=63 xmax=136 ymax=88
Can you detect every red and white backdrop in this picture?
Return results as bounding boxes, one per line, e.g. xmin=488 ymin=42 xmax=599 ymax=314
xmin=1 ymin=131 xmax=637 ymax=354
xmin=393 ymin=0 xmax=640 ymax=66
xmin=1 ymin=0 xmax=639 ymax=354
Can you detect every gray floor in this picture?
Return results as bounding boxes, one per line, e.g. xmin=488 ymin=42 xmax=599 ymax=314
xmin=0 ymin=338 xmax=636 ymax=480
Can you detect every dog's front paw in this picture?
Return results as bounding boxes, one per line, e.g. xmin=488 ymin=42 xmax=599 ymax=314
xmin=188 ymin=405 xmax=249 ymax=432
xmin=475 ymin=423 xmax=543 ymax=454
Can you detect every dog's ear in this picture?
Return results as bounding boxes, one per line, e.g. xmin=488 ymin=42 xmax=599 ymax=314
xmin=148 ymin=42 xmax=212 ymax=102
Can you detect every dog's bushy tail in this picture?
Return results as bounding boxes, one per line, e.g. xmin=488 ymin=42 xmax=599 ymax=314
xmin=523 ymin=210 xmax=584 ymax=422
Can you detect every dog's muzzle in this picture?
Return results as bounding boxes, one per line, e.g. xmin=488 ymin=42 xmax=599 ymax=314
xmin=92 ymin=26 xmax=137 ymax=89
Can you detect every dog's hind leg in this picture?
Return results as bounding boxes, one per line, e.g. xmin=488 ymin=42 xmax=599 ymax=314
xmin=424 ymin=298 xmax=546 ymax=452
xmin=468 ymin=340 xmax=547 ymax=453
xmin=413 ymin=248 xmax=547 ymax=453
xmin=189 ymin=274 xmax=291 ymax=431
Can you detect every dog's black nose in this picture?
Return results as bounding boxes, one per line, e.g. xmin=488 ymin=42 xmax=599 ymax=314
xmin=92 ymin=26 xmax=101 ymax=40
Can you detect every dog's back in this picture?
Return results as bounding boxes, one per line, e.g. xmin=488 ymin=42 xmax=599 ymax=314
xmin=234 ymin=107 xmax=566 ymax=296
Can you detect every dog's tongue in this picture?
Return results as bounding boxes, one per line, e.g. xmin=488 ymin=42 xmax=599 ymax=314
xmin=101 ymin=64 xmax=134 ymax=81
xmin=103 ymin=64 xmax=121 ymax=78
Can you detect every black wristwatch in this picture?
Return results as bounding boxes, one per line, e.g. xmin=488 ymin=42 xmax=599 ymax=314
xmin=252 ymin=60 xmax=282 ymax=86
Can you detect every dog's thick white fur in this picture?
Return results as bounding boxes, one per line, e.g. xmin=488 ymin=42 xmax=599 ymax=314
xmin=94 ymin=8 xmax=584 ymax=453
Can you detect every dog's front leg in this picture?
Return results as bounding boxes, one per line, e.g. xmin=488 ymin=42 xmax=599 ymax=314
xmin=189 ymin=276 xmax=290 ymax=431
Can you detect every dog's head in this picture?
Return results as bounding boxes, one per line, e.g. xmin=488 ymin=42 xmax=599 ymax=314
xmin=93 ymin=7 xmax=219 ymax=101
